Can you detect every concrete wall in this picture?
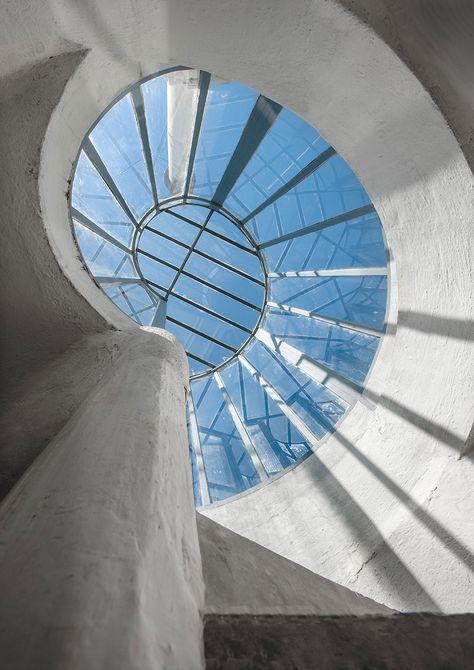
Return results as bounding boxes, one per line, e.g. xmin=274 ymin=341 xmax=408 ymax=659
xmin=0 ymin=0 xmax=472 ymax=614
xmin=0 ymin=329 xmax=205 ymax=669
xmin=198 ymin=514 xmax=392 ymax=616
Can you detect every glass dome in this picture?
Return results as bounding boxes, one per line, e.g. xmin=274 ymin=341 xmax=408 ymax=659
xmin=70 ymin=67 xmax=389 ymax=507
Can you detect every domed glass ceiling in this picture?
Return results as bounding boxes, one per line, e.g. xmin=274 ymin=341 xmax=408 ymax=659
xmin=70 ymin=67 xmax=388 ymax=507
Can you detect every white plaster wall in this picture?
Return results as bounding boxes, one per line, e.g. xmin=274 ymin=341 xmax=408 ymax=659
xmin=0 ymin=0 xmax=472 ymax=612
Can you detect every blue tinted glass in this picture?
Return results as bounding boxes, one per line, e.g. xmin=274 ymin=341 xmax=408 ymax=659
xmin=72 ymin=68 xmax=388 ymax=508
xmin=245 ymin=338 xmax=348 ymax=438
xmin=247 ymin=154 xmax=371 ymax=244
xmin=90 ymin=94 xmax=153 ymax=220
xmin=225 ymin=108 xmax=330 ymax=218
xmin=191 ymin=377 xmax=260 ymax=502
xmin=269 ymin=276 xmax=387 ymax=330
xmin=72 ymin=153 xmax=134 ymax=246
xmin=191 ymin=79 xmax=258 ymax=199
xmin=219 ymin=360 xmax=312 ymax=475
xmin=263 ymin=212 xmax=387 ymax=272
xmin=263 ymin=308 xmax=379 ymax=385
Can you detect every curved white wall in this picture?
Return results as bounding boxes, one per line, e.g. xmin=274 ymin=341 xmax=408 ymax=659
xmin=5 ymin=0 xmax=473 ymax=612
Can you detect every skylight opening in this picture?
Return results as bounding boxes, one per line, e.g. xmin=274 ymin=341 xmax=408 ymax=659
xmin=70 ymin=67 xmax=389 ymax=507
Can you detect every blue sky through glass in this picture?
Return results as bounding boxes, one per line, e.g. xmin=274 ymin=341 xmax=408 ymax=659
xmin=71 ymin=68 xmax=388 ymax=507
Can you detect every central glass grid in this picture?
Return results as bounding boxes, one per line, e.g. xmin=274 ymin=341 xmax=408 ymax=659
xmin=134 ymin=202 xmax=266 ymax=376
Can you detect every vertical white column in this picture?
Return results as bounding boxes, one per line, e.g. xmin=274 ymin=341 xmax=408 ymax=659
xmin=0 ymin=329 xmax=204 ymax=670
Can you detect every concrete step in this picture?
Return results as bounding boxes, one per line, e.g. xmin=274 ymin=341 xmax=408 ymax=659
xmin=204 ymin=613 xmax=474 ymax=669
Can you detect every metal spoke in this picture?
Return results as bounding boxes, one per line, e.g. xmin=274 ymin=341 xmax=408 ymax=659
xmin=268 ymin=267 xmax=387 ymax=278
xmin=214 ymin=372 xmax=269 ymax=480
xmin=239 ymin=356 xmax=320 ymax=449
xmin=83 ymin=139 xmax=138 ymax=226
xmin=151 ymin=300 xmax=167 ymax=327
xmin=240 ymin=147 xmax=336 ymax=225
xmin=131 ymin=85 xmax=160 ymax=206
xmin=258 ymin=204 xmax=376 ymax=249
xmin=212 ymin=95 xmax=282 ymax=206
xmin=184 ymin=71 xmax=211 ymax=197
xmin=266 ymin=302 xmax=383 ymax=337
xmin=187 ymin=393 xmax=211 ymax=506
xmin=72 ymin=208 xmax=131 ymax=255
xmin=255 ymin=328 xmax=363 ymax=406
xmin=95 ymin=276 xmax=138 ymax=287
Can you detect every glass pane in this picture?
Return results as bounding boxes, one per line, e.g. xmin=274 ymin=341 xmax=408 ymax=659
xmin=72 ymin=152 xmax=134 ymax=246
xmin=269 ymin=275 xmax=387 ymax=330
xmin=167 ymin=295 xmax=248 ymax=350
xmin=191 ymin=377 xmax=260 ymax=502
xmin=263 ymin=307 xmax=379 ymax=385
xmin=219 ymin=359 xmax=312 ymax=475
xmin=174 ymin=273 xmax=259 ymax=330
xmin=263 ymin=212 xmax=387 ymax=272
xmin=73 ymin=222 xmax=131 ymax=277
xmin=225 ymin=108 xmax=330 ymax=218
xmin=247 ymin=154 xmax=371 ymax=245
xmin=90 ymin=94 xmax=153 ymax=220
xmin=190 ymin=79 xmax=258 ymax=199
xmin=245 ymin=338 xmax=348 ymax=438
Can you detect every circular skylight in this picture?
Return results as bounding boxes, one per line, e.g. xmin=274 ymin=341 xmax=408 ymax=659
xmin=70 ymin=67 xmax=389 ymax=507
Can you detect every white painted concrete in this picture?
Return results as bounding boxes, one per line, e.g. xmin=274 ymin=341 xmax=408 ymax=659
xmin=198 ymin=514 xmax=393 ymax=616
xmin=0 ymin=329 xmax=205 ymax=669
xmin=0 ymin=0 xmax=472 ymax=615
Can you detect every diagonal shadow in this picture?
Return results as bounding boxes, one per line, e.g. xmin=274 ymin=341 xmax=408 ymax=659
xmin=396 ymin=311 xmax=474 ymax=341
xmin=363 ymin=389 xmax=466 ymax=453
xmin=307 ymin=452 xmax=439 ymax=610
xmin=334 ymin=431 xmax=474 ymax=574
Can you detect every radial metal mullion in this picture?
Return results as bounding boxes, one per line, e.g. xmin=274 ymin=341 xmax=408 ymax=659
xmin=187 ymin=393 xmax=211 ymax=506
xmin=259 ymin=204 xmax=376 ymax=249
xmin=166 ymin=316 xmax=237 ymax=352
xmin=212 ymin=95 xmax=282 ymax=206
xmin=95 ymin=276 xmax=138 ymax=287
xmin=183 ymin=71 xmax=211 ymax=197
xmin=255 ymin=328 xmax=364 ymax=407
xmin=131 ymin=85 xmax=160 ymax=206
xmin=267 ymin=301 xmax=383 ymax=337
xmin=167 ymin=209 xmax=257 ymax=254
xmin=83 ymin=139 xmax=138 ymax=226
xmin=240 ymin=147 xmax=336 ymax=226
xmin=268 ymin=267 xmax=387 ymax=278
xmin=72 ymin=208 xmax=131 ymax=255
xmin=151 ymin=299 xmax=167 ymax=327
xmin=214 ymin=372 xmax=269 ymax=480
xmin=167 ymin=292 xmax=252 ymax=333
xmin=238 ymin=356 xmax=320 ymax=449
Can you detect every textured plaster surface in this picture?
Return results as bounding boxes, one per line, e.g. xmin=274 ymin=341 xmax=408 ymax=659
xmin=0 ymin=0 xmax=472 ymax=614
xmin=0 ymin=329 xmax=204 ymax=669
xmin=198 ymin=514 xmax=392 ymax=616
xmin=204 ymin=613 xmax=474 ymax=669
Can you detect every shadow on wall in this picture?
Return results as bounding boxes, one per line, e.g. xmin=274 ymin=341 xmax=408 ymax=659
xmin=305 ymin=449 xmax=440 ymax=611
xmin=335 ymin=0 xmax=474 ymax=177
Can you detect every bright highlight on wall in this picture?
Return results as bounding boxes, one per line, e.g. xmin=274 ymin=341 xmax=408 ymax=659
xmin=70 ymin=67 xmax=388 ymax=506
